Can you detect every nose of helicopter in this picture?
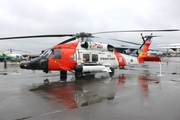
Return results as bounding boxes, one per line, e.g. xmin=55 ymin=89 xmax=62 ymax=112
xmin=20 ymin=62 xmax=32 ymax=69
xmin=20 ymin=57 xmax=48 ymax=70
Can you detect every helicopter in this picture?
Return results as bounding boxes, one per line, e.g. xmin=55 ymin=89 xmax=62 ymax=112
xmin=0 ymin=29 xmax=178 ymax=79
xmin=0 ymin=51 xmax=12 ymax=62
xmin=0 ymin=49 xmax=28 ymax=62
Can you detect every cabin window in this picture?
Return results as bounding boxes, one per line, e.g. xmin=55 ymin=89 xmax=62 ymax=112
xmin=51 ymin=49 xmax=61 ymax=59
xmin=92 ymin=54 xmax=98 ymax=62
xmin=83 ymin=54 xmax=89 ymax=62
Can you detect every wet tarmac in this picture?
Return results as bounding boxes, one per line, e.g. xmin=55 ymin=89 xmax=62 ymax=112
xmin=1 ymin=61 xmax=180 ymax=120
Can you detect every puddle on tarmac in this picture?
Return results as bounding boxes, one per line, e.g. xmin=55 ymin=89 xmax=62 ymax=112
xmin=0 ymin=71 xmax=8 ymax=75
xmin=0 ymin=70 xmax=20 ymax=75
xmin=29 ymin=75 xmax=117 ymax=109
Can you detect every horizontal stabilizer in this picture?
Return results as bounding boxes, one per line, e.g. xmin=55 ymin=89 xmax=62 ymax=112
xmin=144 ymin=56 xmax=161 ymax=62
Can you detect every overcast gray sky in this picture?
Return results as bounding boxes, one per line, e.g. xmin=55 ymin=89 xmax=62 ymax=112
xmin=0 ymin=0 xmax=179 ymax=54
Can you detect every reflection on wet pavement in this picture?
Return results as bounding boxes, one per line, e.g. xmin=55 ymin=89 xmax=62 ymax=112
xmin=0 ymin=63 xmax=21 ymax=75
xmin=29 ymin=70 xmax=160 ymax=110
xmin=29 ymin=76 xmax=117 ymax=109
xmin=138 ymin=71 xmax=160 ymax=98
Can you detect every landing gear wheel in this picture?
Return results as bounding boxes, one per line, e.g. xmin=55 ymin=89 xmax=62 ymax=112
xmin=75 ymin=72 xmax=83 ymax=79
xmin=60 ymin=70 xmax=67 ymax=76
xmin=60 ymin=70 xmax=67 ymax=81
xmin=109 ymin=68 xmax=115 ymax=77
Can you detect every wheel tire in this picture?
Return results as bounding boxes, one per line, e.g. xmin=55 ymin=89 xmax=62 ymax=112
xmin=75 ymin=72 xmax=83 ymax=79
xmin=60 ymin=70 xmax=67 ymax=76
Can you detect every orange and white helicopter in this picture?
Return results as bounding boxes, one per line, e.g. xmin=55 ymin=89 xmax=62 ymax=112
xmin=0 ymin=29 xmax=178 ymax=79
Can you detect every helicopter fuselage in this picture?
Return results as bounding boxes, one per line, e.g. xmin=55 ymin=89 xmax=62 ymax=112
xmin=20 ymin=41 xmax=141 ymax=76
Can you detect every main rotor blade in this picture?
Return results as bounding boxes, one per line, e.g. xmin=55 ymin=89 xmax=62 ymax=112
xmin=111 ymin=38 xmax=141 ymax=45
xmin=0 ymin=34 xmax=74 ymax=40
xmin=92 ymin=29 xmax=179 ymax=35
xmin=58 ymin=37 xmax=76 ymax=44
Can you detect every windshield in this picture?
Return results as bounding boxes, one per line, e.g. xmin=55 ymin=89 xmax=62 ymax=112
xmin=40 ymin=49 xmax=52 ymax=58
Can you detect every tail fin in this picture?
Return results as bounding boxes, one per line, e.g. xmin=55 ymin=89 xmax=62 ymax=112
xmin=137 ymin=41 xmax=151 ymax=63
xmin=137 ymin=33 xmax=162 ymax=62
xmin=137 ymin=33 xmax=152 ymax=63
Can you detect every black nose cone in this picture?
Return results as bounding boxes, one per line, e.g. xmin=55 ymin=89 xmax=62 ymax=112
xmin=20 ymin=62 xmax=32 ymax=69
xmin=20 ymin=57 xmax=48 ymax=70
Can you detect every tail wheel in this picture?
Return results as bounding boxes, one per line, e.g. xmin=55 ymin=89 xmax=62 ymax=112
xmin=75 ymin=72 xmax=83 ymax=79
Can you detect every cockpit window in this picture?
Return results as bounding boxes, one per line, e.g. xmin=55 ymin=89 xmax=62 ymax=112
xmin=16 ymin=55 xmax=19 ymax=58
xmin=51 ymin=49 xmax=61 ymax=59
xmin=40 ymin=49 xmax=52 ymax=58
